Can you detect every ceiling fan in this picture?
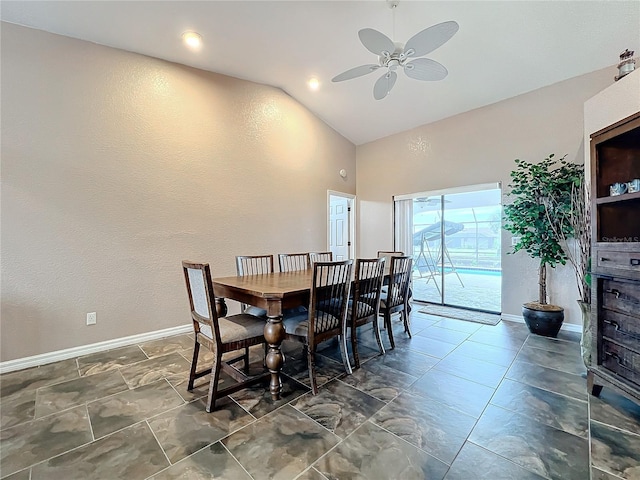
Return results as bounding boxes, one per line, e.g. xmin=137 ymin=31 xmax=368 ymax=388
xmin=332 ymin=1 xmax=459 ymax=100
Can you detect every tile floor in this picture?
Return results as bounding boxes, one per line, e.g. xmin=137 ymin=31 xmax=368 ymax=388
xmin=1 ymin=309 xmax=640 ymax=479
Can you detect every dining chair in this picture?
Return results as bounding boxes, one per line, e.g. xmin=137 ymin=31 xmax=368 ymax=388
xmin=278 ymin=252 xmax=311 ymax=272
xmin=235 ymin=255 xmax=274 ymax=317
xmin=283 ymin=260 xmax=354 ymax=394
xmin=377 ymin=250 xmax=404 ymax=264
xmin=349 ymin=257 xmax=386 ymax=369
xmin=379 ymin=255 xmax=413 ymax=349
xmin=309 ymin=251 xmax=333 ymax=264
xmin=182 ymin=261 xmax=268 ymax=412
xmin=236 ymin=254 xmax=274 ymax=276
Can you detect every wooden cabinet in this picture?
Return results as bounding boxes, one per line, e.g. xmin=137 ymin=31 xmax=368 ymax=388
xmin=588 ymin=111 xmax=640 ymax=403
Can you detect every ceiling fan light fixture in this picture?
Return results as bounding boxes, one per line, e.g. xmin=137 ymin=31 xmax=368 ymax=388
xmin=332 ymin=2 xmax=458 ymax=100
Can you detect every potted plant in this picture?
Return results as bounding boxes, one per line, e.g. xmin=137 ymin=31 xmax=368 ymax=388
xmin=549 ymin=165 xmax=591 ymax=364
xmin=503 ymin=154 xmax=584 ymax=337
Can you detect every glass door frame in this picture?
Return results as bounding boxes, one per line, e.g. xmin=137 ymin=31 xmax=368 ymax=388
xmin=394 ymin=182 xmax=502 ymax=314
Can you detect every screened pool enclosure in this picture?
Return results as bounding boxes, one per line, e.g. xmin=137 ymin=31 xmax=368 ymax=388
xmin=394 ymin=184 xmax=502 ymax=313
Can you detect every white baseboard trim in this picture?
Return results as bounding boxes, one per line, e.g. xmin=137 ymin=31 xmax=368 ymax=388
xmin=0 ymin=324 xmax=193 ymax=374
xmin=500 ymin=314 xmax=582 ymax=333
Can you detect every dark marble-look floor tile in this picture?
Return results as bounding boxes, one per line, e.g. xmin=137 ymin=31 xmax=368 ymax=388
xmin=340 ymin=361 xmax=417 ymax=402
xmin=590 ymin=389 xmax=640 ymax=436
xmin=87 ymin=379 xmax=184 ymax=439
xmin=450 ymin=341 xmax=519 ymax=367
xmin=372 ymin=390 xmax=476 ymax=465
xmin=516 ymin=345 xmax=586 ymax=376
xmin=372 ymin=347 xmax=438 ymax=377
xmin=223 ymin=404 xmax=340 ymax=480
xmin=592 ymin=467 xmax=625 ymax=479
xmin=177 ymin=343 xmax=214 ymax=366
xmin=466 ymin=329 xmax=527 ymax=351
xmin=0 ymin=360 xmax=79 ymax=399
xmin=0 ymin=389 xmax=36 ymax=430
xmin=315 ymin=420 xmax=449 ymax=480
xmin=148 ymin=396 xmax=254 ymax=464
xmin=282 ymin=352 xmax=347 ymax=390
xmin=469 ymin=404 xmax=589 ymax=480
xmin=296 ymin=467 xmax=329 ymax=480
xmin=445 ymin=442 xmax=546 ymax=479
xmin=410 ymin=369 xmax=494 ymax=418
xmin=433 ymin=352 xmax=508 ymax=388
xmin=491 ymin=378 xmax=588 ymax=438
xmin=230 ymin=376 xmax=309 ymax=419
xmin=292 ymin=379 xmax=384 ymax=438
xmin=139 ymin=334 xmax=194 ymax=358
xmin=317 ymin=339 xmax=380 ymax=366
xmin=591 ymin=420 xmax=640 ymax=479
xmin=0 ymin=405 xmax=92 ymax=477
xmin=431 ymin=317 xmax=484 ymax=334
xmin=524 ymin=334 xmax=582 ymax=356
xmin=118 ymin=352 xmax=190 ymax=389
xmin=404 ymin=314 xmax=438 ymax=334
xmin=479 ymin=320 xmax=531 ymax=338
xmin=506 ymin=361 xmax=587 ymax=401
xmin=168 ymin=369 xmax=239 ymax=403
xmin=31 ymin=421 xmax=168 ymax=479
xmin=415 ymin=326 xmax=470 ymax=345
xmin=34 ymin=370 xmax=128 ymax=418
xmin=555 ymin=329 xmax=582 ymax=343
xmin=403 ymin=335 xmax=459 ymax=358
xmin=150 ymin=442 xmax=252 ymax=480
xmin=77 ymin=345 xmax=149 ymax=376
xmin=1 ymin=469 xmax=30 ymax=480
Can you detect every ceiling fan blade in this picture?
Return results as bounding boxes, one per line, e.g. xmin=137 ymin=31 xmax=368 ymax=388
xmin=331 ymin=64 xmax=380 ymax=82
xmin=359 ymin=28 xmax=395 ymax=56
xmin=404 ymin=58 xmax=448 ymax=81
xmin=373 ymin=71 xmax=397 ymax=100
xmin=404 ymin=21 xmax=459 ymax=58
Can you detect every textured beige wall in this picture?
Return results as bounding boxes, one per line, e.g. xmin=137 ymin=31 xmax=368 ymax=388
xmin=356 ymin=67 xmax=614 ymax=325
xmin=0 ymin=23 xmax=355 ymax=361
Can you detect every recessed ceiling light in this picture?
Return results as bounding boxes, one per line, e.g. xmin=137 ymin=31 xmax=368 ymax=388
xmin=182 ymin=31 xmax=202 ymax=49
xmin=308 ymin=77 xmax=320 ymax=91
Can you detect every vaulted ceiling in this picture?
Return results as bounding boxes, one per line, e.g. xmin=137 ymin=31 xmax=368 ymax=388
xmin=2 ymin=1 xmax=638 ymax=145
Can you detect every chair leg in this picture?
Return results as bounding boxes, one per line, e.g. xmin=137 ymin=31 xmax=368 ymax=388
xmin=351 ymin=326 xmax=361 ymax=369
xmin=188 ymin=341 xmax=200 ymax=391
xmin=403 ymin=308 xmax=412 ymax=338
xmin=372 ymin=317 xmax=386 ymax=357
xmin=243 ymin=346 xmax=250 ymax=373
xmin=385 ymin=311 xmax=396 ymax=350
xmin=206 ymin=353 xmax=223 ymax=413
xmin=338 ymin=334 xmax=352 ymax=375
xmin=307 ymin=345 xmax=318 ymax=395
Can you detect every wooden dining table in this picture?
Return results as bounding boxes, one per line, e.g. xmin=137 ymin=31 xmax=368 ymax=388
xmin=212 ymin=261 xmax=404 ymax=400
xmin=212 ymin=269 xmax=315 ymax=400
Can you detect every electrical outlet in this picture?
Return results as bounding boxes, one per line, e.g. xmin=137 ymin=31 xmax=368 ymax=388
xmin=86 ymin=312 xmax=97 ymax=325
xmin=511 ymin=236 xmax=521 ymax=246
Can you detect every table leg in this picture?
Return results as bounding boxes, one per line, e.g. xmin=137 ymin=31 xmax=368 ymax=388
xmin=264 ymin=315 xmax=285 ymax=400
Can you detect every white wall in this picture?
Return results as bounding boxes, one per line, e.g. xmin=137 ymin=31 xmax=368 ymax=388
xmin=0 ymin=24 xmax=356 ymax=361
xmin=356 ymin=67 xmax=615 ymax=325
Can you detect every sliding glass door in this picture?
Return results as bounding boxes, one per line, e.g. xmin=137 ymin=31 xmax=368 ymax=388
xmin=395 ymin=184 xmax=502 ymax=313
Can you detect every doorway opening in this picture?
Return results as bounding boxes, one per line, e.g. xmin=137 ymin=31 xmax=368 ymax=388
xmin=394 ymin=183 xmax=502 ymax=313
xmin=328 ymin=191 xmax=355 ymax=260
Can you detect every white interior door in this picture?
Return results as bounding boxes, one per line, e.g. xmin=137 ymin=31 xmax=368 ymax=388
xmin=328 ymin=193 xmax=354 ymax=260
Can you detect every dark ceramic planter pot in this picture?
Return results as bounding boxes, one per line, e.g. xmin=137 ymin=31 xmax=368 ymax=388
xmin=522 ymin=304 xmax=564 ymax=337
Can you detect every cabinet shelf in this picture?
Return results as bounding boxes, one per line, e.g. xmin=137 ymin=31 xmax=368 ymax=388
xmin=596 ymin=191 xmax=640 ymax=205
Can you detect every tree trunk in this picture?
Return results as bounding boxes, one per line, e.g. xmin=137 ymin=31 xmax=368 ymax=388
xmin=539 ymin=262 xmax=547 ymax=305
